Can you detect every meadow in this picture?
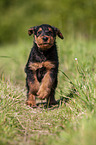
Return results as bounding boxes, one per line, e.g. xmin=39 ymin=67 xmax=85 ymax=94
xmin=0 ymin=36 xmax=96 ymax=145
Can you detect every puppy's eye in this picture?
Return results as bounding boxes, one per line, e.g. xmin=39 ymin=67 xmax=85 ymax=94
xmin=37 ymin=31 xmax=42 ymax=36
xmin=45 ymin=31 xmax=53 ymax=35
xmin=49 ymin=31 xmax=53 ymax=35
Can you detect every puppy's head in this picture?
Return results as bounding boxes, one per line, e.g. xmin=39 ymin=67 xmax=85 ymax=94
xmin=28 ymin=24 xmax=64 ymax=50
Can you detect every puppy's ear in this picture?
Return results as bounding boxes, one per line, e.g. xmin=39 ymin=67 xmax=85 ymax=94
xmin=52 ymin=26 xmax=64 ymax=39
xmin=28 ymin=27 xmax=36 ymax=36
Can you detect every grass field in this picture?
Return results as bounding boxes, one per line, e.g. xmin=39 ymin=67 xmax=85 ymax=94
xmin=0 ymin=36 xmax=96 ymax=145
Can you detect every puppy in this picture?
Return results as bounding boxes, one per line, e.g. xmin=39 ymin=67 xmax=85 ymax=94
xmin=25 ymin=24 xmax=64 ymax=107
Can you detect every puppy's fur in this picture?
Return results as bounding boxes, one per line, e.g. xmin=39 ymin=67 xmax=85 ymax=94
xmin=25 ymin=24 xmax=64 ymax=107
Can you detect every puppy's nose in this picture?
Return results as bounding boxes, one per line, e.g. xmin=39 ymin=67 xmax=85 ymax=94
xmin=43 ymin=37 xmax=48 ymax=41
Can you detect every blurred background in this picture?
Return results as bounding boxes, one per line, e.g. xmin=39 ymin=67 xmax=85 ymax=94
xmin=0 ymin=0 xmax=96 ymax=44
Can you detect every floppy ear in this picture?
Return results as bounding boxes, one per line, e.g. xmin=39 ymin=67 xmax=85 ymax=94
xmin=28 ymin=27 xmax=36 ymax=36
xmin=52 ymin=26 xmax=64 ymax=39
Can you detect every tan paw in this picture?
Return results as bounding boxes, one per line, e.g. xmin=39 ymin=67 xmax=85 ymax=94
xmin=37 ymin=88 xmax=50 ymax=100
xmin=26 ymin=100 xmax=37 ymax=108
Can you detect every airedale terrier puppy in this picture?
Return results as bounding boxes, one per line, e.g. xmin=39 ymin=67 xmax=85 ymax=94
xmin=25 ymin=24 xmax=64 ymax=107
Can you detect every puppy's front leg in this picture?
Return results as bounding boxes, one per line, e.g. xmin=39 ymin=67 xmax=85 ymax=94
xmin=37 ymin=61 xmax=57 ymax=100
xmin=26 ymin=63 xmax=40 ymax=107
xmin=37 ymin=70 xmax=53 ymax=100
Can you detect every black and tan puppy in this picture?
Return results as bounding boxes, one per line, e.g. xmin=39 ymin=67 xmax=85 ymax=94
xmin=25 ymin=24 xmax=64 ymax=107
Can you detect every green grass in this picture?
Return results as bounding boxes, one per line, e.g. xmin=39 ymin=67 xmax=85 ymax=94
xmin=0 ymin=37 xmax=96 ymax=145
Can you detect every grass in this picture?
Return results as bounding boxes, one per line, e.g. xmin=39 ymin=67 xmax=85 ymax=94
xmin=0 ymin=36 xmax=96 ymax=145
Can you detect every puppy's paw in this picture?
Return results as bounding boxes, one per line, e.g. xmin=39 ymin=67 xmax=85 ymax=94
xmin=26 ymin=100 xmax=37 ymax=108
xmin=37 ymin=88 xmax=50 ymax=100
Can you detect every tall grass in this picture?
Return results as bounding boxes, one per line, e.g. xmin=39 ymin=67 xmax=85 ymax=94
xmin=0 ymin=37 xmax=96 ymax=144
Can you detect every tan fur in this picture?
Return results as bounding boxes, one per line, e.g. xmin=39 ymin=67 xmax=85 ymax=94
xmin=26 ymin=72 xmax=40 ymax=106
xmin=35 ymin=35 xmax=55 ymax=49
xmin=29 ymin=62 xmax=42 ymax=71
xmin=37 ymin=70 xmax=53 ymax=99
xmin=42 ymin=61 xmax=56 ymax=70
xmin=34 ymin=27 xmax=55 ymax=50
xmin=29 ymin=61 xmax=56 ymax=71
xmin=28 ymin=75 xmax=40 ymax=95
xmin=48 ymin=27 xmax=53 ymax=33
xmin=26 ymin=93 xmax=36 ymax=107
xmin=37 ymin=27 xmax=42 ymax=34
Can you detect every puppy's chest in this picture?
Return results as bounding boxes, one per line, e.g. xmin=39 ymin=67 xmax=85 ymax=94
xmin=35 ymin=52 xmax=47 ymax=62
xmin=36 ymin=67 xmax=46 ymax=82
xmin=31 ymin=48 xmax=57 ymax=82
xmin=34 ymin=47 xmax=56 ymax=62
